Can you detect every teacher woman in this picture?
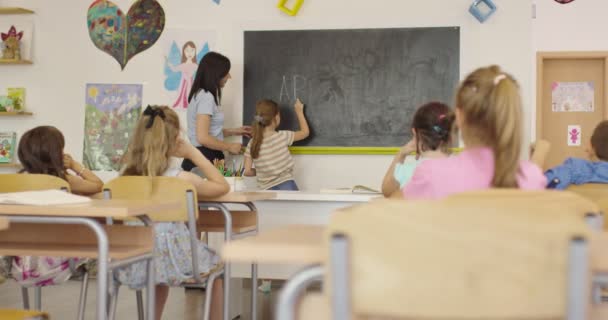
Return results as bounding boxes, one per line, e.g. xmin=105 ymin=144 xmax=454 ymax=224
xmin=182 ymin=52 xmax=251 ymax=171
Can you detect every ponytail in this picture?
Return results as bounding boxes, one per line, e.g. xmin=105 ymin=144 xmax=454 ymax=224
xmin=250 ymin=100 xmax=279 ymax=159
xmin=122 ymin=105 xmax=180 ymax=177
xmin=456 ymin=65 xmax=522 ymax=188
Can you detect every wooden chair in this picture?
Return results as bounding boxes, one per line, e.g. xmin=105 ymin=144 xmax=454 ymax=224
xmin=103 ymin=176 xmax=224 ymax=320
xmin=530 ymin=139 xmax=551 ymax=170
xmin=446 ymin=189 xmax=603 ymax=229
xmin=567 ymin=184 xmax=608 ymax=230
xmin=0 ymin=174 xmax=155 ymax=320
xmin=281 ymin=197 xmax=598 ymax=320
xmin=0 ymin=174 xmax=76 ymax=315
xmin=0 ymin=308 xmax=49 ymax=320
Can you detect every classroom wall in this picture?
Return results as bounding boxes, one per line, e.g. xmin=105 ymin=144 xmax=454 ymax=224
xmin=531 ymin=0 xmax=608 ymax=140
xmin=0 ymin=0 xmax=533 ymax=190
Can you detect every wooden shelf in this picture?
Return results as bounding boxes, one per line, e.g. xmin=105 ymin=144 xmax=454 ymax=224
xmin=0 ymin=60 xmax=33 ymax=65
xmin=0 ymin=112 xmax=32 ymax=117
xmin=0 ymin=7 xmax=35 ymax=14
xmin=0 ymin=163 xmax=22 ymax=169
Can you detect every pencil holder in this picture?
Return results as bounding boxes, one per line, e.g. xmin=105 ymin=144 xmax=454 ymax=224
xmin=277 ymin=0 xmax=305 ymax=16
xmin=225 ymin=177 xmax=246 ymax=192
xmin=469 ymin=0 xmax=497 ymax=23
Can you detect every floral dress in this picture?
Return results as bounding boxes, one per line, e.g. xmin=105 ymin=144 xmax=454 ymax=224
xmin=116 ymin=167 xmax=220 ymax=289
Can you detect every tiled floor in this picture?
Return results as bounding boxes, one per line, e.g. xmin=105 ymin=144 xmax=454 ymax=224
xmin=0 ymin=279 xmax=279 ymax=320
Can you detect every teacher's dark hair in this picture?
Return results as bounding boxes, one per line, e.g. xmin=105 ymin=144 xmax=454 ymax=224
xmin=189 ymin=51 xmax=231 ymax=105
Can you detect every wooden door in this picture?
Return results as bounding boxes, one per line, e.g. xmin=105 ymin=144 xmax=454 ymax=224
xmin=537 ymin=52 xmax=608 ymax=169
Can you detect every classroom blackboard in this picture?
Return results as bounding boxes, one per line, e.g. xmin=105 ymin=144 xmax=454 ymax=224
xmin=243 ymin=27 xmax=460 ymax=148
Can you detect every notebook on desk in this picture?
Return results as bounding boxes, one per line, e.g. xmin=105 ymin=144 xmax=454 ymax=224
xmin=0 ymin=189 xmax=91 ymax=206
xmin=320 ymin=185 xmax=381 ymax=194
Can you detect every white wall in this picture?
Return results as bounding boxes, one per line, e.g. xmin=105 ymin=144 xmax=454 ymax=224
xmin=0 ymin=0 xmax=533 ymax=190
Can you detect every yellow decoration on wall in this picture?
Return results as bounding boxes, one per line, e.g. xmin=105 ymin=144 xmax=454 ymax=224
xmin=277 ymin=0 xmax=304 ymax=16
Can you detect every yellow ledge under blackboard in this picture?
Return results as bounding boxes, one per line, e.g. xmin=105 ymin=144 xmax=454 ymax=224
xmin=0 ymin=163 xmax=22 ymax=169
xmin=288 ymin=147 xmax=464 ymax=155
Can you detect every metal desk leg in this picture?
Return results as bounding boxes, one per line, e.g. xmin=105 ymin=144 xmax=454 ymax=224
xmin=146 ymin=257 xmax=156 ymax=320
xmin=245 ymin=202 xmax=259 ymax=320
xmin=6 ymin=216 xmax=109 ymax=320
xmin=276 ymin=266 xmax=323 ymax=320
xmin=199 ymin=202 xmax=233 ymax=320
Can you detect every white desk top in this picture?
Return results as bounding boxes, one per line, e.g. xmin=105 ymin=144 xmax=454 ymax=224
xmin=254 ymin=190 xmax=379 ymax=202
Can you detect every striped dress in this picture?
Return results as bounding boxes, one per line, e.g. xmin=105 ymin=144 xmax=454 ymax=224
xmin=245 ymin=131 xmax=296 ymax=190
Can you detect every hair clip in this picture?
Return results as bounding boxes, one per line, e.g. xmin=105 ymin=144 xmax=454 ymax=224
xmin=432 ymin=125 xmax=443 ymax=134
xmin=438 ymin=114 xmax=446 ymax=120
xmin=494 ymin=74 xmax=507 ymax=85
xmin=143 ymin=105 xmax=166 ymax=129
xmin=254 ymin=115 xmax=265 ymax=125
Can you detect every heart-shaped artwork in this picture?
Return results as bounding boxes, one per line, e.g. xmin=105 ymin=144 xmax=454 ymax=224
xmin=554 ymin=0 xmax=576 ymax=4
xmin=87 ymin=0 xmax=165 ymax=70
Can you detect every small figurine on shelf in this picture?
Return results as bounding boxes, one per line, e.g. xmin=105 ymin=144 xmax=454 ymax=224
xmin=1 ymin=26 xmax=24 ymax=61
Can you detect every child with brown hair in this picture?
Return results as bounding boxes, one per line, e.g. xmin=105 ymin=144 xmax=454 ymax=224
xmin=12 ymin=125 xmax=103 ymax=287
xmin=381 ymin=102 xmax=455 ymax=197
xmin=119 ymin=105 xmax=229 ymax=320
xmin=402 ymin=65 xmax=546 ymax=199
xmin=546 ymin=120 xmax=608 ymax=189
xmin=244 ymin=98 xmax=309 ymax=190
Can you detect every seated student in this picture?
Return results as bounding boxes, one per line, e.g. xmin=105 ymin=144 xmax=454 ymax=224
xmin=546 ymin=120 xmax=608 ymax=189
xmin=11 ymin=126 xmax=103 ymax=287
xmin=381 ymin=102 xmax=454 ymax=197
xmin=118 ymin=106 xmax=229 ymax=320
xmin=244 ymin=98 xmax=309 ymax=190
xmin=402 ymin=65 xmax=546 ymax=199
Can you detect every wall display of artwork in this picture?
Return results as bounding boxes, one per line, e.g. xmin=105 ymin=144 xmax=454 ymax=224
xmin=87 ymin=0 xmax=166 ymax=70
xmin=83 ymin=83 xmax=142 ymax=171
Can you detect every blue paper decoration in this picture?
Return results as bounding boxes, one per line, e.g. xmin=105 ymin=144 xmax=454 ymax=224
xmin=469 ymin=0 xmax=496 ymax=23
xmin=213 ymin=0 xmax=220 ymax=4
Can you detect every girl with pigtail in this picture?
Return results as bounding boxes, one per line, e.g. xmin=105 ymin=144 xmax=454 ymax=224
xmin=244 ymin=98 xmax=310 ymax=190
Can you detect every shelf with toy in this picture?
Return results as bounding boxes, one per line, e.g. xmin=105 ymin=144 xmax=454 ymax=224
xmin=0 ymin=111 xmax=32 ymax=116
xmin=0 ymin=163 xmax=22 ymax=168
xmin=0 ymin=59 xmax=32 ymax=64
xmin=0 ymin=8 xmax=34 ymax=15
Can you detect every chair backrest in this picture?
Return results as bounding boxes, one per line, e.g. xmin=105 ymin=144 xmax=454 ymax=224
xmin=567 ymin=184 xmax=608 ymax=229
xmin=446 ymin=189 xmax=600 ymax=221
xmin=0 ymin=174 xmax=70 ymax=193
xmin=530 ymin=139 xmax=551 ymax=170
xmin=326 ymin=197 xmax=591 ymax=319
xmin=103 ymin=176 xmax=197 ymax=222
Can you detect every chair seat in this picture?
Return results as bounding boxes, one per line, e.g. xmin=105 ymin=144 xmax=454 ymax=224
xmin=0 ymin=309 xmax=49 ymax=320
xmin=0 ymin=242 xmax=152 ymax=260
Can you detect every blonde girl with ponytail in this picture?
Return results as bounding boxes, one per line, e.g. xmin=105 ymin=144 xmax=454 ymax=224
xmin=120 ymin=105 xmax=229 ymax=320
xmin=402 ymin=65 xmax=546 ymax=199
xmin=244 ymin=98 xmax=309 ymax=190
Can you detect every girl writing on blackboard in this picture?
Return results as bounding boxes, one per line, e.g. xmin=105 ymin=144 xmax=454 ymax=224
xmin=183 ymin=52 xmax=252 ymax=171
xmin=401 ymin=65 xmax=546 ymax=199
xmin=244 ymin=98 xmax=309 ymax=190
xmin=381 ymin=102 xmax=454 ymax=197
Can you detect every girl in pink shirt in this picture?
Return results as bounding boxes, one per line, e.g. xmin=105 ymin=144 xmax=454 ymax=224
xmin=402 ymin=65 xmax=546 ymax=199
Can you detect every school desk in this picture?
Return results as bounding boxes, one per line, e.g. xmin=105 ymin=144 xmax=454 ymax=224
xmin=198 ymin=191 xmax=276 ymax=320
xmin=222 ymin=225 xmax=325 ymax=320
xmin=0 ymin=199 xmax=179 ymax=320
xmin=223 ymin=191 xmax=377 ymax=280
xmin=0 ymin=217 xmax=8 ymax=231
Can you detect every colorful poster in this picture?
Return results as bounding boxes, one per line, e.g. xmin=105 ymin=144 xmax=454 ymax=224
xmin=567 ymin=125 xmax=582 ymax=147
xmin=83 ymin=84 xmax=142 ymax=171
xmin=163 ymin=29 xmax=216 ymax=109
xmin=551 ymin=81 xmax=594 ymax=112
